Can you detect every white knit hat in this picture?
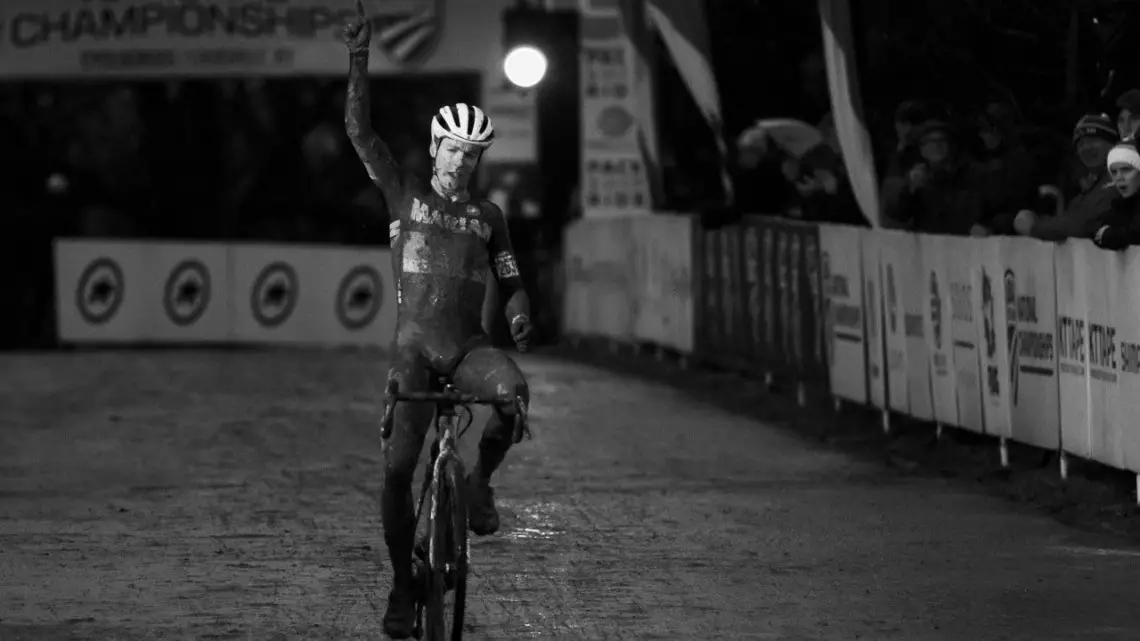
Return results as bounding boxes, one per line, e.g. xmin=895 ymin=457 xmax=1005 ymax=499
xmin=1107 ymin=139 xmax=1140 ymax=172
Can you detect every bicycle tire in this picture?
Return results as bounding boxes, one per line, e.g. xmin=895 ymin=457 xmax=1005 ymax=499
xmin=423 ymin=452 xmax=469 ymax=641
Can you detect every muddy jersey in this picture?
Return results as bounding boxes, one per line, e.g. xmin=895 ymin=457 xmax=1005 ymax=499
xmin=387 ymin=175 xmax=519 ymax=346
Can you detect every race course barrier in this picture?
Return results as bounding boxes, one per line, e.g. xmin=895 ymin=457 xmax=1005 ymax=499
xmin=562 ymin=214 xmax=1140 ymax=496
xmin=55 ymin=239 xmax=396 ymax=348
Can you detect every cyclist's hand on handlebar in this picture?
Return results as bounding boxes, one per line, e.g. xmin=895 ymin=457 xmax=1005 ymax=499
xmin=510 ymin=314 xmax=534 ymax=353
xmin=343 ymin=0 xmax=371 ymax=54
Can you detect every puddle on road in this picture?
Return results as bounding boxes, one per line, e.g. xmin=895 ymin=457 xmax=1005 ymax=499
xmin=502 ymin=501 xmax=568 ymax=542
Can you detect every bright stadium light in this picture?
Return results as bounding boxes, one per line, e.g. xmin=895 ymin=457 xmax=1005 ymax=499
xmin=503 ymin=45 xmax=548 ymax=89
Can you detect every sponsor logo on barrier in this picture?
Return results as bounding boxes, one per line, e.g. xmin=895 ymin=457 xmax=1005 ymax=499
xmin=930 ymin=270 xmax=943 ymax=350
xmin=251 ymin=261 xmax=299 ymax=329
xmin=981 ymin=268 xmax=1000 ymax=397
xmin=335 ymin=265 xmax=383 ymax=331
xmin=76 ymin=256 xmax=124 ymax=326
xmin=1005 ymin=269 xmax=1020 ymax=404
xmin=886 ymin=263 xmax=898 ymax=336
xmin=163 ymin=259 xmax=210 ymax=327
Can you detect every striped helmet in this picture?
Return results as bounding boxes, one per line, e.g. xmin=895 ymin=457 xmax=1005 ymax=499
xmin=431 ymin=103 xmax=494 ymax=148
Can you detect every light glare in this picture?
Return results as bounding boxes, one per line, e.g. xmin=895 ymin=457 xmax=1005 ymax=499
xmin=504 ymin=45 xmax=548 ymax=88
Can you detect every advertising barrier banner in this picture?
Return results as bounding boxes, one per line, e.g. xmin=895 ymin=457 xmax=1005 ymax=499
xmin=920 ymin=234 xmax=958 ymax=426
xmin=860 ymin=227 xmax=887 ymax=409
xmin=976 ymin=238 xmax=1013 ymax=438
xmin=1005 ymin=239 xmax=1061 ymax=450
xmin=878 ymin=230 xmax=911 ymax=415
xmin=630 ymin=214 xmax=695 ymax=352
xmin=1084 ymin=244 xmax=1122 ymax=468
xmin=942 ymin=236 xmax=984 ymax=434
xmin=1055 ymin=241 xmax=1092 ymax=458
xmin=1112 ymin=247 xmax=1140 ymax=472
xmin=819 ymin=224 xmax=866 ymax=404
xmin=562 ymin=217 xmax=636 ymax=341
xmin=56 ymin=239 xmax=394 ymax=347
xmin=56 ymin=240 xmax=150 ymax=343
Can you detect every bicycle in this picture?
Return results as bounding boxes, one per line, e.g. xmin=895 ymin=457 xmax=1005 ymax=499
xmin=380 ymin=376 xmax=529 ymax=641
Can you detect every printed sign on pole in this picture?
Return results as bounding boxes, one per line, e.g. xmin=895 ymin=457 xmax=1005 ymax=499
xmin=920 ymin=234 xmax=958 ymax=426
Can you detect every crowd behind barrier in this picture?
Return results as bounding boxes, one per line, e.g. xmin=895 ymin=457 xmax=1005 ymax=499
xmin=562 ymin=212 xmax=1140 ymax=494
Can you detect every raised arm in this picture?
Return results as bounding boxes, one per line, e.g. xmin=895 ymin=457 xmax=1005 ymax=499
xmin=343 ymin=0 xmax=402 ymax=205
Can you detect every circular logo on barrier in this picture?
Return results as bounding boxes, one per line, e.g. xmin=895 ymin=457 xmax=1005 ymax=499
xmin=335 ymin=265 xmax=383 ymax=331
xmin=76 ymin=257 xmax=124 ymax=326
xmin=163 ymin=259 xmax=211 ymax=327
xmin=251 ymin=262 xmax=298 ymax=329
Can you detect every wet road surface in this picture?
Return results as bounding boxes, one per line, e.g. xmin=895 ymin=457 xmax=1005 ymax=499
xmin=1 ymin=351 xmax=1139 ymax=640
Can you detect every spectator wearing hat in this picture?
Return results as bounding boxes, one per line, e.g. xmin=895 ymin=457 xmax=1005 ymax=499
xmin=879 ymin=101 xmax=929 ymax=208
xmin=1013 ymin=113 xmax=1119 ymax=240
xmin=1116 ymin=88 xmax=1140 ymax=139
xmin=882 ymin=118 xmax=989 ymax=234
xmin=1093 ymin=139 xmax=1140 ymax=249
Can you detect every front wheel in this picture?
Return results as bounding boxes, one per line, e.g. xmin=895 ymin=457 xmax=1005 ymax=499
xmin=423 ymin=453 xmax=468 ymax=641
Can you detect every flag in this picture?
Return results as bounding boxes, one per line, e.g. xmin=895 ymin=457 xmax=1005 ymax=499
xmin=818 ymin=0 xmax=881 ymax=226
xmin=619 ymin=0 xmax=733 ymax=206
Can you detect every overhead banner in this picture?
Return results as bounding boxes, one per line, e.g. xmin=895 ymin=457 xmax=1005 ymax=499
xmin=819 ymin=224 xmax=866 ymax=404
xmin=0 ymin=0 xmax=515 ymax=78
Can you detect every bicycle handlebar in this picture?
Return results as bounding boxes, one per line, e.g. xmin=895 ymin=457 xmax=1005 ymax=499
xmin=380 ymin=380 xmax=530 ymax=443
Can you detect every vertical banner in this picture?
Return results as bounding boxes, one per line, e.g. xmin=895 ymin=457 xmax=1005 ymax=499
xmin=879 ymin=231 xmax=911 ymax=415
xmin=1055 ymin=241 xmax=1092 ymax=458
xmin=976 ymin=238 xmax=1013 ymax=439
xmin=580 ymin=6 xmax=652 ymax=217
xmin=820 ymin=224 xmax=867 ymax=403
xmin=1112 ymin=247 xmax=1140 ymax=472
xmin=1085 ymin=245 xmax=1123 ymax=469
xmin=943 ymin=236 xmax=984 ymax=434
xmin=860 ymin=228 xmax=887 ymax=409
xmin=1006 ymin=239 xmax=1061 ymax=451
xmin=920 ymin=235 xmax=959 ymax=426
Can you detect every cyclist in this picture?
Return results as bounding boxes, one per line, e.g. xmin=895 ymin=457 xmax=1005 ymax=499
xmin=342 ymin=2 xmax=533 ymax=637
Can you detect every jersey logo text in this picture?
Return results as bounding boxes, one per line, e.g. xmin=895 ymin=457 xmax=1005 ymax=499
xmin=410 ymin=198 xmax=491 ymax=240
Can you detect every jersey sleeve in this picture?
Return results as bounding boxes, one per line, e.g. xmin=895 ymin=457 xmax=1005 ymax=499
xmin=484 ymin=202 xmax=523 ymax=284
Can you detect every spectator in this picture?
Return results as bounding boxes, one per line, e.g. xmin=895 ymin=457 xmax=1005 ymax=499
xmin=1013 ymin=114 xmax=1119 ymax=240
xmin=1116 ymin=88 xmax=1140 ymax=139
xmin=882 ymin=119 xmax=987 ymax=234
xmin=1093 ymin=139 xmax=1140 ymax=250
xmin=972 ymin=102 xmax=1038 ymax=234
xmin=791 ymin=113 xmax=863 ymax=225
xmin=879 ymin=100 xmax=929 ymax=209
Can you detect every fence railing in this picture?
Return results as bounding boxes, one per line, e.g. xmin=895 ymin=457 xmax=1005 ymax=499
xmin=562 ymin=213 xmax=1140 ymax=498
